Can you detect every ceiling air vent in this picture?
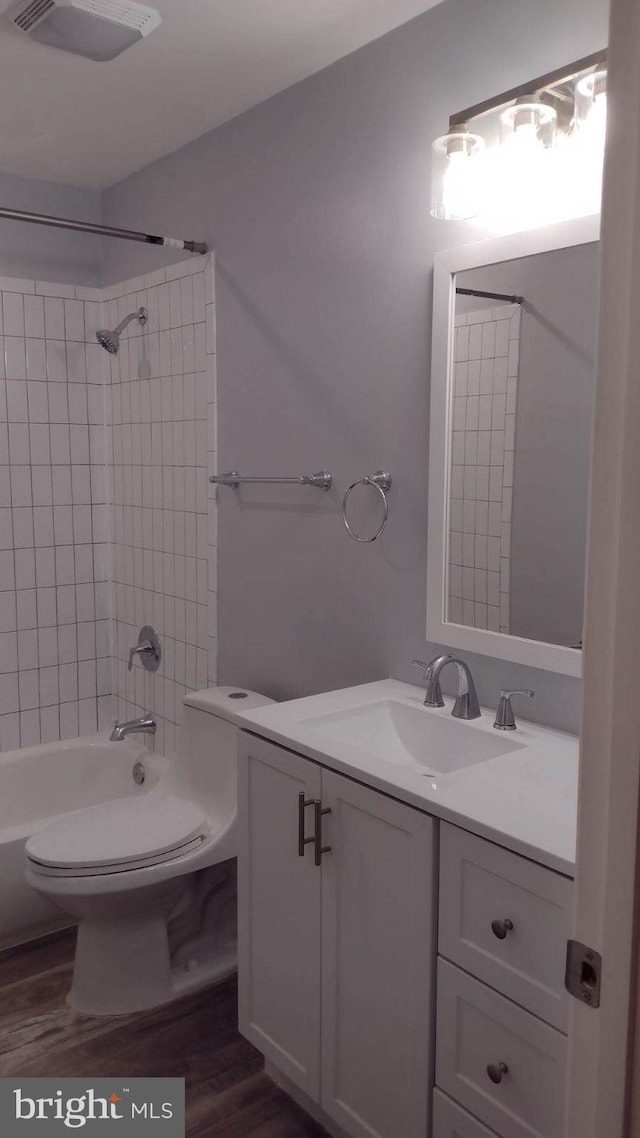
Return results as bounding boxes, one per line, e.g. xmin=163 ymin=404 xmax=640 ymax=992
xmin=8 ymin=0 xmax=161 ymax=61
xmin=13 ymin=0 xmax=55 ymax=32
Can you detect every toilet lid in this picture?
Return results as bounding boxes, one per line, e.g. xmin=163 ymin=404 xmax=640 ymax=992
xmin=26 ymin=793 xmax=209 ymax=871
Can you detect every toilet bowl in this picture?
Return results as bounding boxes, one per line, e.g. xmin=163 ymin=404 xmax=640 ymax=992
xmin=24 ymin=686 xmax=273 ymax=1016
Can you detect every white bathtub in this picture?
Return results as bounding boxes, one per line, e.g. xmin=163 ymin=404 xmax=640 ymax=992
xmin=0 ymin=736 xmax=168 ymax=951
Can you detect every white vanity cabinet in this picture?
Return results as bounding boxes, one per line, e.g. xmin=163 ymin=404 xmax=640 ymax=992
xmin=237 ymin=733 xmax=437 ymax=1138
xmin=434 ymin=823 xmax=574 ymax=1138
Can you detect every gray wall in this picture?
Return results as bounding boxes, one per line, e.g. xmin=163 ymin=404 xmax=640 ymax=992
xmin=101 ymin=0 xmax=609 ymax=733
xmin=460 ymin=244 xmax=598 ymax=648
xmin=0 ymin=171 xmax=102 ymax=285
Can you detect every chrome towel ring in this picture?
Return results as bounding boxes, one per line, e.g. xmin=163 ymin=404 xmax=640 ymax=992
xmin=342 ymin=470 xmax=392 ymax=543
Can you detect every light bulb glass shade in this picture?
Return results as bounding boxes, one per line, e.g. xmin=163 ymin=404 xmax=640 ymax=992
xmin=430 ymin=130 xmax=485 ymax=220
xmin=575 ymin=70 xmax=607 ymax=148
xmin=499 ymin=99 xmax=557 ymax=151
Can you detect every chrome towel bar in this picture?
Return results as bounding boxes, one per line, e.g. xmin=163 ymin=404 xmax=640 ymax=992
xmin=209 ymin=469 xmax=332 ymax=491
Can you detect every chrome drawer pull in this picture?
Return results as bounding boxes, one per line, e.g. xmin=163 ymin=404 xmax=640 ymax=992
xmin=487 ymin=1061 xmax=509 ymax=1085
xmin=314 ymin=799 xmax=332 ymax=867
xmin=491 ymin=918 xmax=514 ymax=940
xmin=297 ymin=793 xmax=315 ymax=857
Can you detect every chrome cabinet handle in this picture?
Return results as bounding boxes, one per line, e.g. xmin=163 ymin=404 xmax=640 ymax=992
xmin=314 ymin=800 xmax=331 ymax=867
xmin=487 ymin=1061 xmax=509 ymax=1085
xmin=297 ymin=793 xmax=315 ymax=857
xmin=491 ymin=918 xmax=514 ymax=940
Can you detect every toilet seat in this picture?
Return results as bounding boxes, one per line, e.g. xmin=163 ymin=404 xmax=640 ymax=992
xmin=26 ymin=793 xmax=209 ymax=877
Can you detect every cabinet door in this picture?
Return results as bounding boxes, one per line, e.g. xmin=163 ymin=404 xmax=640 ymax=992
xmin=238 ymin=734 xmax=322 ymax=1099
xmin=320 ymin=769 xmax=436 ymax=1138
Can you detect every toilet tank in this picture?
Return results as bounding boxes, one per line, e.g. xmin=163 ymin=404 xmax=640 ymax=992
xmin=177 ymin=686 xmax=275 ymax=826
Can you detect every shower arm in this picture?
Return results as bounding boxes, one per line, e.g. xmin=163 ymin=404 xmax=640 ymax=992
xmin=114 ymin=310 xmax=145 ymax=336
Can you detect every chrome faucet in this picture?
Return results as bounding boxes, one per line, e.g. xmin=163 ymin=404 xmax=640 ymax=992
xmin=109 ymin=713 xmax=157 ymax=742
xmin=412 ymin=655 xmax=481 ymax=720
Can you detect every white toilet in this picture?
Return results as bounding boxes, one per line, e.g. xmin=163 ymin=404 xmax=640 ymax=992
xmin=24 ymin=686 xmax=272 ymax=1016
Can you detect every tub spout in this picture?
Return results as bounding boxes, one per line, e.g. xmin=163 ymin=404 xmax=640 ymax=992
xmin=109 ymin=714 xmax=156 ymax=742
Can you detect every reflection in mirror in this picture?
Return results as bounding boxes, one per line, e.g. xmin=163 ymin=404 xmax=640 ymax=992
xmin=447 ymin=243 xmax=598 ymax=649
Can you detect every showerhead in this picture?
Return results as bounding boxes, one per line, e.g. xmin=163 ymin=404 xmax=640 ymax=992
xmin=96 ymin=306 xmax=147 ymax=355
xmin=96 ymin=328 xmax=119 ymax=354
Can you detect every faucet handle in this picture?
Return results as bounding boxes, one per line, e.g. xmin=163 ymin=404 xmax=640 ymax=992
xmin=127 ymin=625 xmax=161 ymax=673
xmin=412 ymin=659 xmax=444 ymax=708
xmin=128 ymin=642 xmax=148 ymax=670
xmin=494 ymin=689 xmax=534 ymax=731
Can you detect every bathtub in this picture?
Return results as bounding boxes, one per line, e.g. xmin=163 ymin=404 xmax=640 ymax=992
xmin=0 ymin=736 xmax=168 ymax=951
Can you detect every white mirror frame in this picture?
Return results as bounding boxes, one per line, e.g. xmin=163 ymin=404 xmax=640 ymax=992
xmin=426 ymin=214 xmax=601 ymax=679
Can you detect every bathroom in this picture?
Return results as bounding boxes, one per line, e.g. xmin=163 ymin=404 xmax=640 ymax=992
xmin=0 ymin=0 xmax=637 ymax=1134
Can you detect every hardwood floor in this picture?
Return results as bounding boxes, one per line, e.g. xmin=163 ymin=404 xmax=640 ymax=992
xmin=0 ymin=930 xmax=329 ymax=1138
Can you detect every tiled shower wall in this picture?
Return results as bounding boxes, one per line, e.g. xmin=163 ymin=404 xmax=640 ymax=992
xmin=107 ymin=256 xmax=217 ymax=759
xmin=448 ymin=305 xmax=521 ymax=634
xmin=0 ymin=276 xmax=110 ymax=750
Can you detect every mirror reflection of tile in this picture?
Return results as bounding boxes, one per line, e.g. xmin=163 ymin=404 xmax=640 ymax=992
xmin=448 ymin=306 xmax=521 ymax=634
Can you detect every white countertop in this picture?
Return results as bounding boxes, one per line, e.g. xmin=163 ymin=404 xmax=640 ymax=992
xmin=237 ymin=678 xmax=579 ymax=877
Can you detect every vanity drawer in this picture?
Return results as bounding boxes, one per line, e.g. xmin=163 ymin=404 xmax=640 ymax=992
xmin=436 ymin=958 xmax=566 ymax=1138
xmin=433 ymin=1089 xmax=498 ymax=1137
xmin=439 ymin=823 xmax=572 ymax=1031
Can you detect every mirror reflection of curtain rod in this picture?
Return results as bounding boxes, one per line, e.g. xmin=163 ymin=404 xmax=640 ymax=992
xmin=456 ymin=286 xmax=523 ymax=304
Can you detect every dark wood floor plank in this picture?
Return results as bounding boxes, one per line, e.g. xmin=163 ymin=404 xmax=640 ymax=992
xmin=189 ymin=1072 xmax=328 ymax=1138
xmin=0 ymin=936 xmax=329 ymax=1138
xmin=0 ymin=928 xmax=76 ymax=988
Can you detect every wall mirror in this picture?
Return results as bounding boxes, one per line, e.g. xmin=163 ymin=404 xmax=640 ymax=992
xmin=426 ymin=215 xmax=600 ymax=678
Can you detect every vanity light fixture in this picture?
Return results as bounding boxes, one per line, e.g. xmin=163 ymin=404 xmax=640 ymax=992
xmin=498 ymin=96 xmax=557 ymax=152
xmin=430 ymin=50 xmax=607 ymax=225
xmin=575 ymin=69 xmax=608 ymax=145
xmin=430 ymin=127 xmax=485 ymax=220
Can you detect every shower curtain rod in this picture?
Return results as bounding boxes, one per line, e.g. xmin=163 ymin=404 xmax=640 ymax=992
xmin=456 ymin=286 xmax=523 ymax=304
xmin=0 ymin=205 xmax=208 ymax=255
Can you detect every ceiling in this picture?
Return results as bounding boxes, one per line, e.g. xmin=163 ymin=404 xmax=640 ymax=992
xmin=0 ymin=0 xmax=442 ymax=190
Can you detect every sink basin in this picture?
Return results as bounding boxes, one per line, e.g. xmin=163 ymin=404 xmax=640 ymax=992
xmin=303 ymin=699 xmax=524 ymax=775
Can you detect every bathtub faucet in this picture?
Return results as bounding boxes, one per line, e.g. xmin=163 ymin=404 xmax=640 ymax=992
xmin=109 ymin=713 xmax=157 ymax=742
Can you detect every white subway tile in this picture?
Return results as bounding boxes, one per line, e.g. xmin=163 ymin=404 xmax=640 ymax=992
xmin=0 ymin=672 xmax=19 ymax=714
xmin=5 ymin=337 xmax=27 ymax=380
xmin=44 ymin=297 xmax=65 ymax=339
xmin=0 ymin=710 xmax=19 ymax=746
xmin=0 ymin=276 xmax=34 ymax=295
xmin=26 ymin=337 xmax=47 ymax=382
xmin=3 ymin=293 xmax=24 ymax=337
xmin=36 ymin=281 xmax=75 ymax=299
xmin=14 ymin=548 xmax=35 ymax=590
xmin=19 ymin=668 xmax=39 ymax=709
xmin=59 ymin=700 xmax=79 ymax=739
xmin=0 ymin=631 xmax=17 ymax=674
xmin=12 ymin=506 xmax=34 ymax=547
xmin=34 ymin=587 xmax=55 ymax=627
xmin=40 ymin=704 xmax=60 ymax=743
xmin=64 ymin=299 xmax=85 ymax=342
xmin=481 ymin=322 xmax=496 ymax=359
xmin=46 ymin=341 xmax=67 ymax=383
xmin=20 ymin=709 xmax=40 ymax=746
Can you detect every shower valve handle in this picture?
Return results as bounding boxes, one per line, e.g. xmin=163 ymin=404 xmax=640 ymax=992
xmin=128 ymin=641 xmax=154 ymax=671
xmin=127 ymin=625 xmax=162 ymax=673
